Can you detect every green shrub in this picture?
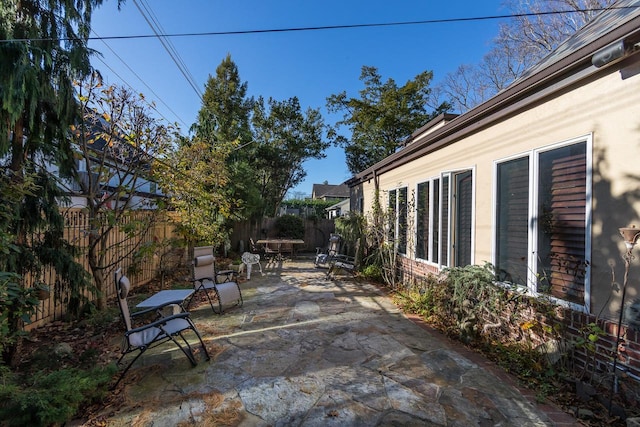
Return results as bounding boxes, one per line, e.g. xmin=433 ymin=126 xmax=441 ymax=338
xmin=0 ymin=364 xmax=117 ymax=426
xmin=274 ymin=214 xmax=304 ymax=239
xmin=360 ymin=264 xmax=383 ymax=282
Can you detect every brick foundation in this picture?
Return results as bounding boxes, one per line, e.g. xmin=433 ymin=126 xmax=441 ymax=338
xmin=397 ymin=256 xmax=640 ymax=402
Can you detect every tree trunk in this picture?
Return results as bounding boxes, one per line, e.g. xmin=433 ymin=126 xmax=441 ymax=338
xmin=1 ymin=316 xmax=24 ymax=368
xmin=88 ymin=232 xmax=109 ymax=311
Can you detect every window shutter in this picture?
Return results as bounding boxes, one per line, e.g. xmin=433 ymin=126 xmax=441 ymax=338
xmin=546 ymin=153 xmax=587 ymax=303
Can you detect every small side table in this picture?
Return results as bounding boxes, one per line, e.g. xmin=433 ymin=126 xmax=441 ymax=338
xmin=136 ymin=289 xmax=195 ymax=314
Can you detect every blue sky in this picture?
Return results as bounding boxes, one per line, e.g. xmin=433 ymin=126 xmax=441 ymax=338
xmin=89 ymin=0 xmax=508 ymax=197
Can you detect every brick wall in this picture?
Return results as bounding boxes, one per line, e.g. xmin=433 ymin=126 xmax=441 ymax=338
xmin=397 ymin=256 xmax=640 ymax=400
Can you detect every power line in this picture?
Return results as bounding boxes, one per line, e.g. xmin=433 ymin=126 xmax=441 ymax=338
xmin=92 ymin=30 xmax=191 ymax=129
xmin=132 ymin=0 xmax=204 ymax=101
xmin=2 ymin=7 xmax=637 ymax=43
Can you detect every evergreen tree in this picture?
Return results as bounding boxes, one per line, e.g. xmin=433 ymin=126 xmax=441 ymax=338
xmin=327 ymin=66 xmax=451 ymax=174
xmin=0 ymin=0 xmax=107 ymax=366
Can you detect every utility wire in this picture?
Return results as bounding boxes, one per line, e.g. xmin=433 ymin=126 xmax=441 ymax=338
xmin=2 ymin=7 xmax=637 ymax=43
xmin=92 ymin=30 xmax=191 ymax=129
xmin=132 ymin=0 xmax=204 ymax=101
xmin=136 ymin=0 xmax=203 ymax=100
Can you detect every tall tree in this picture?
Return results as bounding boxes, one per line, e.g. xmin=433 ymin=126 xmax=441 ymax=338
xmin=193 ymin=54 xmax=253 ymax=145
xmin=0 ymin=0 xmax=106 ymax=366
xmin=439 ymin=0 xmax=616 ymax=113
xmin=252 ymin=96 xmax=329 ymax=217
xmin=327 ymin=66 xmax=451 ymax=175
xmin=192 ymin=55 xmax=262 ymax=219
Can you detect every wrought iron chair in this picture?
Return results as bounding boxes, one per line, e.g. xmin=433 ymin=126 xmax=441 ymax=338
xmin=315 ymin=233 xmax=342 ymax=267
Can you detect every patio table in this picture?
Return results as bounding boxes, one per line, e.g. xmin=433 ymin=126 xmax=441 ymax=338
xmin=257 ymin=238 xmax=305 ymax=260
xmin=136 ymin=289 xmax=194 ymax=314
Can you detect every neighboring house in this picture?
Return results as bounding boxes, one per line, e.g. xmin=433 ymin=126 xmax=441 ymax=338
xmin=311 ymin=183 xmax=350 ymax=201
xmin=347 ymin=0 xmax=640 ymax=379
xmin=325 ymin=198 xmax=351 ymax=219
xmin=55 ymin=114 xmax=164 ymax=209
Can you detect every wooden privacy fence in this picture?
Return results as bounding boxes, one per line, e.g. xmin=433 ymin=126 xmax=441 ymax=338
xmin=23 ymin=213 xmax=333 ymax=329
xmin=229 ymin=218 xmax=335 ymax=255
xmin=25 ymin=208 xmax=182 ymax=329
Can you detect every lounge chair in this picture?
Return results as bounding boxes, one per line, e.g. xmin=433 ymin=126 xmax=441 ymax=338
xmin=194 ymin=245 xmax=237 ymax=283
xmin=113 ymin=268 xmax=210 ymax=387
xmin=326 ymin=238 xmax=361 ymax=279
xmin=191 ymin=246 xmax=243 ymax=314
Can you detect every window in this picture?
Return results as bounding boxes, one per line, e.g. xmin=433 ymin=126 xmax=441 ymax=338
xmin=440 ymin=176 xmax=450 ymax=265
xmin=453 ymin=170 xmax=473 ymax=267
xmin=416 ymin=181 xmax=430 ymax=260
xmin=416 ymin=179 xmax=439 ymax=263
xmin=495 ymin=157 xmax=530 ymax=284
xmin=495 ymin=139 xmax=590 ymax=306
xmin=398 ymin=187 xmax=407 ymax=253
xmin=416 ymin=170 xmax=473 ymax=267
xmin=388 ymin=187 xmax=408 ymax=254
xmin=432 ymin=179 xmax=440 ymax=264
xmin=388 ymin=189 xmax=396 ymax=243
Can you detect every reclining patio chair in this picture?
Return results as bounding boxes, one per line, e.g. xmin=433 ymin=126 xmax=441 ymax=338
xmin=192 ymin=246 xmax=243 ymax=314
xmin=114 ymin=268 xmax=210 ymax=387
xmin=315 ymin=233 xmax=342 ymax=267
xmin=326 ymin=238 xmax=361 ymax=280
xmin=194 ymin=245 xmax=237 ymax=283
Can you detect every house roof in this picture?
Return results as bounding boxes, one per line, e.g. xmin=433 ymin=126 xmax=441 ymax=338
xmin=325 ymin=198 xmax=350 ymax=211
xmin=347 ymin=0 xmax=640 ymax=186
xmin=312 ymin=183 xmax=350 ymax=199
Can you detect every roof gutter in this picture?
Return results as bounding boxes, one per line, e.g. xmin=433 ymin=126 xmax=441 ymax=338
xmin=349 ymin=11 xmax=640 ymax=187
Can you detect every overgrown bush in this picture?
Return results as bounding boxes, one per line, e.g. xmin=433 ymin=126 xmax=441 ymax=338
xmin=0 ymin=363 xmax=117 ymax=426
xmin=359 ymin=264 xmax=383 ymax=283
xmin=335 ymin=212 xmax=366 ymax=257
xmin=274 ymin=214 xmax=304 ymax=239
xmin=0 ymin=272 xmax=42 ymax=362
xmin=393 ymin=263 xmax=566 ymax=397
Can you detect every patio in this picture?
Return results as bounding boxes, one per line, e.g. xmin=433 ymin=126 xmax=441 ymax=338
xmin=92 ymin=256 xmax=576 ymax=426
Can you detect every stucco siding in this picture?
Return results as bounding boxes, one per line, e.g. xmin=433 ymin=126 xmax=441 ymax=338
xmin=361 ymin=55 xmax=640 ymax=320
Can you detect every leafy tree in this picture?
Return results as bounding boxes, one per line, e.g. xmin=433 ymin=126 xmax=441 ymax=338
xmin=439 ymin=0 xmax=616 ymax=112
xmin=252 ymin=96 xmax=329 ymax=217
xmin=274 ymin=214 xmax=304 ymax=239
xmin=0 ymin=0 xmax=106 ymax=366
xmin=326 ymin=66 xmax=451 ymax=175
xmin=281 ymin=198 xmax=340 ymax=218
xmin=71 ymin=75 xmax=173 ymax=310
xmin=153 ymin=135 xmax=236 ymax=249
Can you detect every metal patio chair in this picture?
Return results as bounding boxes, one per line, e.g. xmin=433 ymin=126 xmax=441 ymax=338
xmin=191 ymin=246 xmax=243 ymax=314
xmin=315 ymin=233 xmax=342 ymax=267
xmin=114 ymin=268 xmax=210 ymax=387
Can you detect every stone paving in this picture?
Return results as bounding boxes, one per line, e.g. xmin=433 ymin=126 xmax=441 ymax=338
xmin=99 ymin=257 xmax=579 ymax=426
